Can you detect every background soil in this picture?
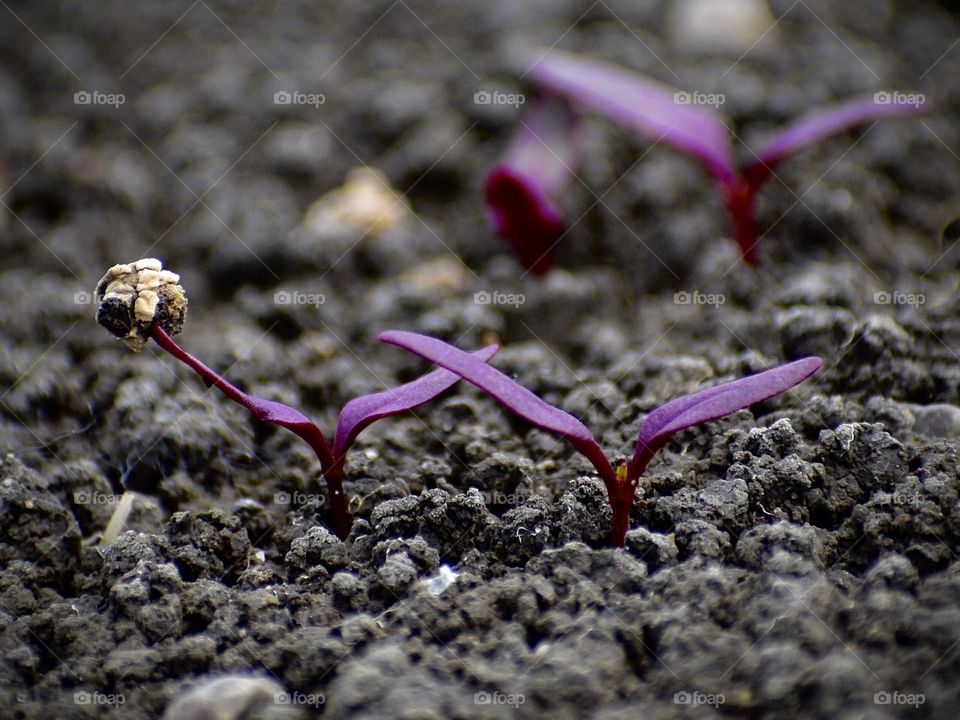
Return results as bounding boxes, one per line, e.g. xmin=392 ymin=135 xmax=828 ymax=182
xmin=2 ymin=0 xmax=960 ymax=717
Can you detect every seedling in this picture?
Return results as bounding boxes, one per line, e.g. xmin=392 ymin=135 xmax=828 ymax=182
xmin=485 ymin=96 xmax=580 ymax=276
xmin=380 ymin=330 xmax=821 ymax=546
xmin=494 ymin=49 xmax=927 ymax=267
xmin=94 ymin=259 xmax=497 ymax=539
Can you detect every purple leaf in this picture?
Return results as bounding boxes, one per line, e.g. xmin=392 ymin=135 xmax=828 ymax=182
xmin=526 ymin=50 xmax=738 ymax=186
xmin=745 ymin=93 xmax=929 ymax=186
xmin=485 ymin=97 xmax=579 ymax=275
xmin=378 ymin=330 xmax=616 ymax=483
xmin=628 ymin=357 xmax=822 ymax=479
xmin=333 ymin=344 xmax=500 ymax=458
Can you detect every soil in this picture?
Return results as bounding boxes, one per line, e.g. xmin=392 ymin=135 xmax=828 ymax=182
xmin=2 ymin=1 xmax=960 ymax=718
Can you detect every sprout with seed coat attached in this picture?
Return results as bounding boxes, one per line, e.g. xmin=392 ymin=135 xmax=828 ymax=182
xmin=95 ymin=259 xmax=497 ymax=539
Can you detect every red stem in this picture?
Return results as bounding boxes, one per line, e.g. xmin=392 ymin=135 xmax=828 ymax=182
xmin=610 ymin=494 xmax=631 ymax=548
xmin=323 ymin=460 xmax=351 ymax=541
xmin=570 ymin=438 xmax=631 ymax=545
xmin=608 ymin=460 xmax=646 ymax=547
xmin=607 ymin=441 xmax=669 ymax=547
xmin=725 ymin=179 xmax=760 ymax=266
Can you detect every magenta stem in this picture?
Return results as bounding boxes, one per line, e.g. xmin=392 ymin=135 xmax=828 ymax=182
xmin=724 ymin=178 xmax=761 ymax=266
xmin=610 ymin=495 xmax=631 ymax=548
xmin=323 ymin=460 xmax=351 ymax=541
xmin=150 ymin=325 xmax=352 ymax=539
xmin=570 ymin=438 xmax=635 ymax=546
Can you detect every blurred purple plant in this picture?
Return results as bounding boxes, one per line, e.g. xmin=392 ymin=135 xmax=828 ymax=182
xmin=380 ymin=330 xmax=821 ymax=546
xmin=485 ymin=96 xmax=581 ymax=275
xmin=490 ymin=50 xmax=927 ymax=266
xmin=151 ymin=325 xmax=497 ymax=539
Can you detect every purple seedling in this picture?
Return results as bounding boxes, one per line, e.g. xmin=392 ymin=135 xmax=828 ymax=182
xmin=513 ymin=50 xmax=927 ymax=265
xmin=380 ymin=330 xmax=821 ymax=547
xmin=94 ymin=259 xmax=497 ymax=540
xmin=152 ymin=326 xmax=496 ymax=539
xmin=485 ymin=96 xmax=581 ymax=275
